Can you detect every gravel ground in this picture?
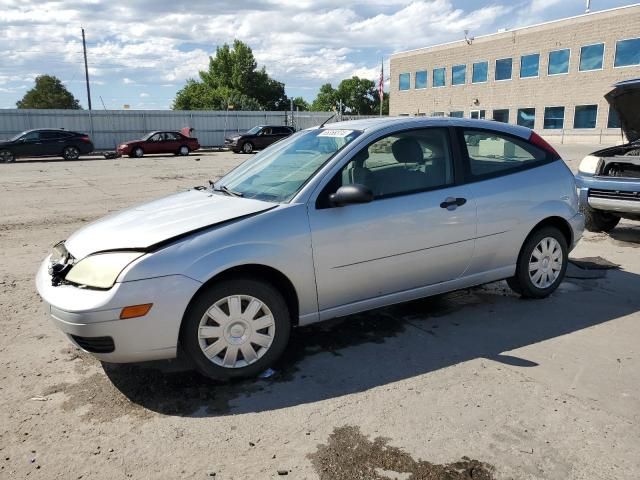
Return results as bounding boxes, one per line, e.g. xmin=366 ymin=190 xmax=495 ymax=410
xmin=1 ymin=144 xmax=639 ymax=479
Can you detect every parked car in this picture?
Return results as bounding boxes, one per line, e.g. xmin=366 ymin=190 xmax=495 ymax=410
xmin=36 ymin=117 xmax=583 ymax=380
xmin=117 ymin=131 xmax=200 ymax=158
xmin=0 ymin=129 xmax=93 ymax=162
xmin=576 ymin=78 xmax=640 ymax=232
xmin=224 ymin=125 xmax=294 ymax=153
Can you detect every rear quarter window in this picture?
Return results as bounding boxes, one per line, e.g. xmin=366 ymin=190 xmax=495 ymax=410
xmin=462 ymin=129 xmax=549 ymax=179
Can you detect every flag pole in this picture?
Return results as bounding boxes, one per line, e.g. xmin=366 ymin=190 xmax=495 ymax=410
xmin=379 ymin=57 xmax=384 ymax=116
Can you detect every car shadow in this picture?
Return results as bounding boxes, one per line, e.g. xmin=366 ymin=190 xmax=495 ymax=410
xmin=103 ymin=270 xmax=640 ymax=418
xmin=610 ymin=223 xmax=640 ymax=245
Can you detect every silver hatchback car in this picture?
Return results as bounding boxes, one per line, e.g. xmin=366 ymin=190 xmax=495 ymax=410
xmin=36 ymin=117 xmax=584 ymax=380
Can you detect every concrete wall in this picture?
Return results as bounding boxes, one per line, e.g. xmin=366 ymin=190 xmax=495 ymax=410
xmin=389 ymin=5 xmax=640 ymax=144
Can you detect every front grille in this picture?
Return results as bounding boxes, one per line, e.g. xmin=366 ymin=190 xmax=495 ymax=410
xmin=588 ymin=189 xmax=640 ymax=201
xmin=70 ymin=335 xmax=115 ymax=353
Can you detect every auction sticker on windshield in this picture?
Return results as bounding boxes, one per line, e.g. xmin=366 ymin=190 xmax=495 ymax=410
xmin=318 ymin=129 xmax=354 ymax=137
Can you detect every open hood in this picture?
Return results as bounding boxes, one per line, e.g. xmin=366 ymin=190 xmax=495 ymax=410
xmin=65 ymin=189 xmax=275 ymax=259
xmin=605 ymin=78 xmax=640 ymax=143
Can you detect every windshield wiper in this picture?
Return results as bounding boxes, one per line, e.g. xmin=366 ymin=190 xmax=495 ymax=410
xmin=209 ymin=180 xmax=243 ymax=197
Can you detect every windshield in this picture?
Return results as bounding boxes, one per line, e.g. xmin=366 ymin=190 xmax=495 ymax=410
xmin=9 ymin=131 xmax=28 ymax=141
xmin=246 ymin=126 xmax=262 ymax=135
xmin=218 ymin=128 xmax=362 ymax=203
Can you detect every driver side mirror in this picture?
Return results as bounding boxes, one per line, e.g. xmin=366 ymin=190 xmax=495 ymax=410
xmin=329 ymin=184 xmax=373 ymax=207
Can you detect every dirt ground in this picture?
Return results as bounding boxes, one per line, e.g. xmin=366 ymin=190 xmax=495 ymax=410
xmin=1 ymin=145 xmax=639 ymax=479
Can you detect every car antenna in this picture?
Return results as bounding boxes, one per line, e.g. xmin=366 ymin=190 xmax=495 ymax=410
xmin=319 ymin=113 xmax=336 ymax=128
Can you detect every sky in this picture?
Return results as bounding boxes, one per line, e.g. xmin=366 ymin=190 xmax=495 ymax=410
xmin=0 ymin=0 xmax=637 ymax=109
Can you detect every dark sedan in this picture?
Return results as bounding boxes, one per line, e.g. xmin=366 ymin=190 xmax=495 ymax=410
xmin=224 ymin=125 xmax=294 ymax=153
xmin=117 ymin=131 xmax=200 ymax=158
xmin=0 ymin=129 xmax=94 ymax=162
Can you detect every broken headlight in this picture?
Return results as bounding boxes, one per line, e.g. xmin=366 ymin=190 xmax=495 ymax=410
xmin=65 ymin=251 xmax=144 ymax=289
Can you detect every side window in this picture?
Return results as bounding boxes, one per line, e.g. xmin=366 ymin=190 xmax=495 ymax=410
xmin=164 ymin=132 xmax=177 ymax=141
xmin=22 ymin=131 xmax=41 ymax=141
xmin=462 ymin=129 xmax=548 ymax=178
xmin=336 ymin=128 xmax=454 ymax=200
xmin=149 ymin=133 xmax=162 ymax=142
xmin=40 ymin=131 xmax=64 ymax=140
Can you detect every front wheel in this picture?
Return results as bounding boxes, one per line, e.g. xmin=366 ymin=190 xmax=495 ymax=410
xmin=62 ymin=146 xmax=80 ymax=160
xmin=132 ymin=147 xmax=144 ymax=158
xmin=580 ymin=205 xmax=620 ymax=232
xmin=507 ymin=226 xmax=568 ymax=299
xmin=242 ymin=141 xmax=254 ymax=154
xmin=180 ymin=278 xmax=291 ymax=380
xmin=0 ymin=149 xmax=15 ymax=163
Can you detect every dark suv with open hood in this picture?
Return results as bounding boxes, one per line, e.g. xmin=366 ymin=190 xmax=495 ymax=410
xmin=224 ymin=125 xmax=294 ymax=154
xmin=576 ymin=79 xmax=640 ymax=232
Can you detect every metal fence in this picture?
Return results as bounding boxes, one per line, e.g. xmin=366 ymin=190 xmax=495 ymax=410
xmin=0 ymin=109 xmax=382 ymax=150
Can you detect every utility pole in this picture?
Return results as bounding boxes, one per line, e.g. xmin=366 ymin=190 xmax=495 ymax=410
xmin=82 ymin=28 xmax=92 ymax=110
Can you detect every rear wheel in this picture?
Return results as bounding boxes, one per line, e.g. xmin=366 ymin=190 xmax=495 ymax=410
xmin=132 ymin=147 xmax=144 ymax=158
xmin=180 ymin=277 xmax=291 ymax=380
xmin=581 ymin=205 xmax=620 ymax=232
xmin=62 ymin=146 xmax=80 ymax=160
xmin=507 ymin=226 xmax=568 ymax=299
xmin=0 ymin=149 xmax=15 ymax=163
xmin=178 ymin=145 xmax=190 ymax=156
xmin=242 ymin=141 xmax=254 ymax=154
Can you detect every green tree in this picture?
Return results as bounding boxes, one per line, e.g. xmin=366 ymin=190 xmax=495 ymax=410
xmin=310 ymin=83 xmax=337 ymax=111
xmin=173 ymin=40 xmax=287 ymax=111
xmin=16 ymin=75 xmax=81 ymax=109
xmin=335 ymin=76 xmax=377 ymax=115
xmin=291 ymin=96 xmax=310 ymax=111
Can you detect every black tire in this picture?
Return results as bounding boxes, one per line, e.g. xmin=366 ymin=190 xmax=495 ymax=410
xmin=62 ymin=146 xmax=80 ymax=160
xmin=180 ymin=277 xmax=291 ymax=381
xmin=178 ymin=145 xmax=190 ymax=156
xmin=242 ymin=141 xmax=254 ymax=154
xmin=580 ymin=205 xmax=620 ymax=232
xmin=133 ymin=147 xmax=144 ymax=158
xmin=0 ymin=149 xmax=15 ymax=163
xmin=507 ymin=226 xmax=568 ymax=299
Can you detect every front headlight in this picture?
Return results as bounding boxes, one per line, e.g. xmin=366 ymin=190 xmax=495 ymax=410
xmin=65 ymin=251 xmax=144 ymax=289
xmin=119 ymin=144 xmax=128 ymax=149
xmin=578 ymin=155 xmax=601 ymax=174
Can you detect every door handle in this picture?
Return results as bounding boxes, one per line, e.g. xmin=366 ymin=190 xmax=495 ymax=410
xmin=440 ymin=197 xmax=467 ymax=210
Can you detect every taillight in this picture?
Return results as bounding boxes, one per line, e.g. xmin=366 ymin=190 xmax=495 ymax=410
xmin=529 ymin=131 xmax=559 ymax=158
xmin=80 ymin=135 xmax=91 ymax=142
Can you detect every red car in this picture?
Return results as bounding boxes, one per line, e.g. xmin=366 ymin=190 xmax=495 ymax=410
xmin=117 ymin=131 xmax=200 ymax=158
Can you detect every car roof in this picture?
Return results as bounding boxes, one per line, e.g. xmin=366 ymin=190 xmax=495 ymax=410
xmin=316 ymin=116 xmax=532 ymax=139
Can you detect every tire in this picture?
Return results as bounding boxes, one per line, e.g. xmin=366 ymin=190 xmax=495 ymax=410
xmin=507 ymin=226 xmax=568 ymax=299
xmin=242 ymin=141 xmax=254 ymax=154
xmin=62 ymin=146 xmax=80 ymax=161
xmin=580 ymin=205 xmax=620 ymax=232
xmin=132 ymin=147 xmax=144 ymax=158
xmin=178 ymin=145 xmax=190 ymax=156
xmin=0 ymin=149 xmax=15 ymax=163
xmin=180 ymin=277 xmax=291 ymax=381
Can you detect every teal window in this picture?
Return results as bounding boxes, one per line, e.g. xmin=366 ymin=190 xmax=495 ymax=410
xmin=517 ymin=108 xmax=535 ymax=128
xmin=607 ymin=108 xmax=621 ymax=128
xmin=492 ymin=109 xmax=509 ymax=123
xmin=495 ymin=58 xmax=512 ymax=80
xmin=472 ymin=61 xmax=488 ymax=83
xmin=574 ymin=105 xmax=598 ymax=128
xmin=415 ymin=70 xmax=428 ymax=89
xmin=452 ymin=64 xmax=466 ymax=85
xmin=399 ymin=73 xmax=410 ymax=91
xmin=449 ymin=111 xmax=464 ymax=118
xmin=544 ymin=106 xmax=565 ymax=129
xmin=433 ymin=67 xmax=446 ymax=87
xmin=548 ymin=49 xmax=570 ymax=75
xmin=520 ymin=54 xmax=539 ymax=78
xmin=614 ymin=38 xmax=640 ymax=67
xmin=579 ymin=43 xmax=604 ymax=71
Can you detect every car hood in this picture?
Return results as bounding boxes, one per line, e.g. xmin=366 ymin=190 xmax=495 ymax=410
xmin=65 ymin=189 xmax=275 ymax=259
xmin=605 ymin=78 xmax=640 ymax=143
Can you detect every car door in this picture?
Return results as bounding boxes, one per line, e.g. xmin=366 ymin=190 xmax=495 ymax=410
xmin=259 ymin=127 xmax=276 ymax=148
xmin=307 ymin=127 xmax=477 ymax=316
xmin=161 ymin=132 xmax=180 ymax=153
xmin=40 ymin=131 xmax=67 ymax=156
xmin=145 ymin=133 xmax=163 ymax=154
xmin=12 ymin=131 xmax=43 ymax=157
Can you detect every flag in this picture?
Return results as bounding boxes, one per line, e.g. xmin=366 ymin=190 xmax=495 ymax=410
xmin=378 ymin=59 xmax=384 ymax=103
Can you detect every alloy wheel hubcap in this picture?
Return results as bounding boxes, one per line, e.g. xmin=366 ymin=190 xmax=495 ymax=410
xmin=529 ymin=237 xmax=563 ymax=289
xmin=198 ymin=294 xmax=275 ymax=369
xmin=243 ymin=143 xmax=252 ymax=153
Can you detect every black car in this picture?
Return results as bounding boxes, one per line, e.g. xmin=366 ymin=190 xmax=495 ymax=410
xmin=224 ymin=125 xmax=294 ymax=154
xmin=0 ymin=129 xmax=94 ymax=163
